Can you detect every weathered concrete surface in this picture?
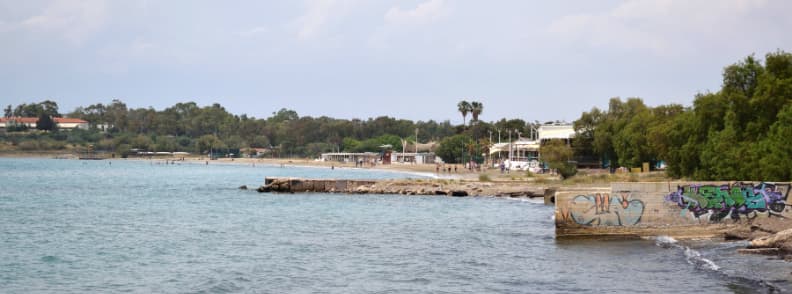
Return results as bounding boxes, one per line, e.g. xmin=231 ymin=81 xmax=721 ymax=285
xmin=257 ymin=177 xmax=548 ymax=197
xmin=555 ymin=182 xmax=792 ymax=239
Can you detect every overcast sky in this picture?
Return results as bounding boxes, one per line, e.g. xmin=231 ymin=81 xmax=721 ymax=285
xmin=1 ymin=0 xmax=791 ymax=123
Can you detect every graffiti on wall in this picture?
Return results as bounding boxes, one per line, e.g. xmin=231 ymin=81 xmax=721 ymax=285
xmin=560 ymin=192 xmax=645 ymax=226
xmin=665 ymin=182 xmax=789 ymax=222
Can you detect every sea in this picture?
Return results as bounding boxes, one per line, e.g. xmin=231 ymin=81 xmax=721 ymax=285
xmin=1 ymin=158 xmax=790 ymax=293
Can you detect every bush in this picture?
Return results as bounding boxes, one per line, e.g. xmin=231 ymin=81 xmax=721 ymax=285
xmin=18 ymin=140 xmax=39 ymax=151
xmin=478 ymin=174 xmax=492 ymax=182
xmin=556 ymin=164 xmax=578 ymax=179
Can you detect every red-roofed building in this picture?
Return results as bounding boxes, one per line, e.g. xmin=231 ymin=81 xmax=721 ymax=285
xmin=0 ymin=117 xmax=89 ymax=130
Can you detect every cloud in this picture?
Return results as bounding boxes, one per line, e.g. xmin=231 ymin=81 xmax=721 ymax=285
xmin=384 ymin=0 xmax=446 ymax=25
xmin=294 ymin=0 xmax=354 ymax=40
xmin=236 ymin=26 xmax=269 ymax=38
xmin=19 ymin=0 xmax=108 ymax=45
xmin=547 ymin=0 xmax=770 ymax=55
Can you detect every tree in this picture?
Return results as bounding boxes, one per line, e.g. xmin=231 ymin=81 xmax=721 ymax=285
xmin=457 ymin=101 xmax=471 ymax=126
xmin=435 ymin=134 xmax=473 ymax=163
xmin=470 ymin=101 xmax=483 ymax=123
xmin=540 ymin=139 xmax=577 ymax=178
xmin=3 ymin=105 xmax=11 ymax=117
xmin=36 ymin=113 xmax=56 ymax=131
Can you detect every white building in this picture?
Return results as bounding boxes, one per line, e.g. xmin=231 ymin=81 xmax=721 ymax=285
xmin=537 ymin=123 xmax=575 ymax=143
xmin=0 ymin=117 xmax=89 ymax=130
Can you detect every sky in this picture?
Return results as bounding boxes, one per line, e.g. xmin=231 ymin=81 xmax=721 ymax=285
xmin=1 ymin=0 xmax=791 ymax=124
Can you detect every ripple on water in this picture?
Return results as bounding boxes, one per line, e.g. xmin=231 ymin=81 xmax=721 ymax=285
xmin=1 ymin=158 xmax=790 ymax=293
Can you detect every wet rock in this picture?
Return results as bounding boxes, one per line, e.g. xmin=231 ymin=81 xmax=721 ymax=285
xmin=434 ymin=190 xmax=447 ymax=195
xmin=239 ymin=185 xmax=248 ymax=190
xmin=737 ymin=248 xmax=780 ymax=255
xmin=749 ymin=228 xmax=792 ymax=253
xmin=354 ymin=185 xmax=370 ymax=194
xmin=450 ymin=190 xmax=468 ymax=197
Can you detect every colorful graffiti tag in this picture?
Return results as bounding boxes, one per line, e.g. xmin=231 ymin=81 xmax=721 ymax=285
xmin=562 ymin=193 xmax=645 ymax=226
xmin=665 ymin=182 xmax=789 ymax=222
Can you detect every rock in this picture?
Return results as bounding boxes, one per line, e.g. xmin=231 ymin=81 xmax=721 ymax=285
xmin=239 ymin=185 xmax=248 ymax=190
xmin=434 ymin=190 xmax=447 ymax=195
xmin=257 ymin=185 xmax=271 ymax=193
xmin=450 ymin=190 xmax=468 ymax=197
xmin=354 ymin=185 xmax=370 ymax=194
xmin=724 ymin=228 xmax=752 ymax=241
xmin=749 ymin=228 xmax=792 ymax=251
xmin=737 ymin=248 xmax=780 ymax=255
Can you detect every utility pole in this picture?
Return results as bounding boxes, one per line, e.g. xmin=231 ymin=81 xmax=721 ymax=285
xmin=508 ymin=130 xmax=512 ymax=162
xmin=415 ymin=128 xmax=419 ymax=154
xmin=488 ymin=130 xmax=493 ymax=166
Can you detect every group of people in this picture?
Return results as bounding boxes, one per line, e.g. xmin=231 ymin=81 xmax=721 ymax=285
xmin=435 ymin=164 xmax=459 ymax=174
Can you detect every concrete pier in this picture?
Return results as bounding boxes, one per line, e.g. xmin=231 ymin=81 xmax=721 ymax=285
xmin=256 ymin=177 xmax=546 ymax=197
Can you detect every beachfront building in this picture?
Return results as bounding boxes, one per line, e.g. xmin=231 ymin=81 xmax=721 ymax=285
xmin=537 ymin=123 xmax=575 ymax=144
xmin=321 ymin=152 xmax=382 ymax=164
xmin=486 ymin=123 xmax=576 ymax=172
xmin=391 ymin=152 xmax=436 ymax=164
xmin=490 ymin=139 xmax=541 ymax=172
xmin=0 ymin=117 xmax=89 ymax=130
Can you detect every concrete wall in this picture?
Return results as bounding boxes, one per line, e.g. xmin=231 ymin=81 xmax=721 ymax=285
xmin=555 ymin=182 xmax=792 ymax=238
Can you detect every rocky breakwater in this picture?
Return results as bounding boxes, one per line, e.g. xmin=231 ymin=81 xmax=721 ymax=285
xmin=256 ymin=177 xmax=548 ymax=198
xmin=729 ymin=218 xmax=792 ymax=261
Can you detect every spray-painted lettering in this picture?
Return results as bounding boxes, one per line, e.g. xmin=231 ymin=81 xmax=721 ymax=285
xmin=665 ymin=182 xmax=789 ymax=222
xmin=564 ymin=192 xmax=645 ymax=226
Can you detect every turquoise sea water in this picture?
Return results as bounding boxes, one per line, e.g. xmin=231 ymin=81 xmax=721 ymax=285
xmin=1 ymin=158 xmax=789 ymax=293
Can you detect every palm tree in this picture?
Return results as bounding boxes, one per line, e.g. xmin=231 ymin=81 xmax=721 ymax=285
xmin=457 ymin=101 xmax=471 ymax=126
xmin=470 ymin=101 xmax=483 ymax=123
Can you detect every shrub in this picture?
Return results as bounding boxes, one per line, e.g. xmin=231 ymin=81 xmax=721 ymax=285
xmin=478 ymin=174 xmax=492 ymax=182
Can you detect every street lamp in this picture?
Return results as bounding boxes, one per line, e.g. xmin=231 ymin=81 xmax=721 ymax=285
xmin=508 ymin=129 xmax=512 ymax=162
xmin=488 ymin=130 xmax=493 ymax=166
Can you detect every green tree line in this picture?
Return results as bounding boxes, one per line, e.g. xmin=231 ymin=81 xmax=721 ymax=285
xmin=574 ymin=50 xmax=792 ymax=181
xmin=3 ymin=99 xmax=538 ymax=163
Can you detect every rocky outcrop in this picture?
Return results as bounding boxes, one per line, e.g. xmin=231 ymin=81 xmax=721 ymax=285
xmin=728 ymin=217 xmax=792 ymax=260
xmin=749 ymin=228 xmax=792 ymax=252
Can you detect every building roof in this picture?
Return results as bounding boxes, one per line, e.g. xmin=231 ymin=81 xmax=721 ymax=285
xmin=54 ymin=118 xmax=88 ymax=123
xmin=0 ymin=117 xmax=88 ymax=124
xmin=490 ymin=140 xmax=540 ymax=154
xmin=0 ymin=117 xmax=38 ymax=123
xmin=537 ymin=124 xmax=575 ymax=140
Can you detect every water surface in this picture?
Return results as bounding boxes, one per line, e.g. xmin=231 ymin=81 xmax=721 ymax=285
xmin=1 ymin=158 xmax=789 ymax=293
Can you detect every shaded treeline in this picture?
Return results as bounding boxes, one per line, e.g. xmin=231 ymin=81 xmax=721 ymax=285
xmin=3 ymin=100 xmax=543 ymax=162
xmin=574 ymin=50 xmax=792 ymax=181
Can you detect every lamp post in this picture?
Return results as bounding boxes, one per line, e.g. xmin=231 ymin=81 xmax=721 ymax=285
xmin=415 ymin=128 xmax=419 ymax=154
xmin=488 ymin=130 xmax=493 ymax=166
xmin=508 ymin=129 xmax=512 ymax=162
xmin=516 ymin=130 xmax=522 ymax=161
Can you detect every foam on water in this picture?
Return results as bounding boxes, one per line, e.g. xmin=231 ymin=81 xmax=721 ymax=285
xmin=653 ymin=236 xmax=720 ymax=271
